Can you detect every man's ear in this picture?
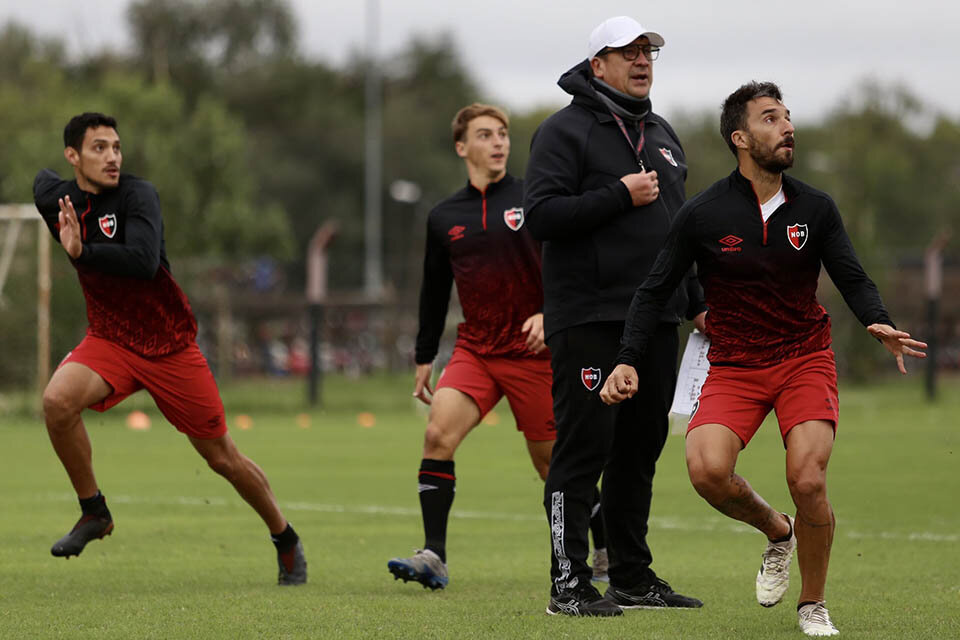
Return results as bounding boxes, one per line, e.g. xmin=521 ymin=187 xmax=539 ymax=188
xmin=731 ymin=130 xmax=750 ymax=151
xmin=64 ymin=146 xmax=80 ymax=168
xmin=455 ymin=140 xmax=467 ymax=159
xmin=589 ymin=56 xmax=604 ymax=80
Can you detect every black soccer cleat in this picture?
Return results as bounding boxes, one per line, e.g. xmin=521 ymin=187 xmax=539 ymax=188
xmin=50 ymin=514 xmax=114 ymax=558
xmin=546 ymin=582 xmax=623 ymax=617
xmin=277 ymin=539 xmax=307 ymax=586
xmin=604 ymin=574 xmax=703 ymax=609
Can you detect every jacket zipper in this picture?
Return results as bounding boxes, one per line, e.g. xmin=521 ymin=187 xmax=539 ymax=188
xmin=749 ymin=182 xmax=790 ymax=246
xmin=481 ymin=188 xmax=488 ymax=231
xmin=80 ymin=197 xmax=93 ymax=242
xmin=748 ymin=183 xmax=769 ymax=246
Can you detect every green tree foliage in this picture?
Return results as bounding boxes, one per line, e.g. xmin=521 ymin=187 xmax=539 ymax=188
xmin=2 ymin=3 xmax=958 ymax=385
xmin=0 ymin=22 xmax=292 ymax=385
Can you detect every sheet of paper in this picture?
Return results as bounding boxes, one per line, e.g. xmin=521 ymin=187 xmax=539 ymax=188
xmin=670 ymin=330 xmax=710 ymax=418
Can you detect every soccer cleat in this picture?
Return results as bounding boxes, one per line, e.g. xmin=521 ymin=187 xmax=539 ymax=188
xmin=547 ymin=582 xmax=623 ymax=617
xmin=798 ymin=602 xmax=839 ymax=636
xmin=604 ymin=574 xmax=703 ymax=609
xmin=277 ymin=539 xmax=307 ymax=585
xmin=591 ymin=548 xmax=610 ymax=583
xmin=50 ymin=514 xmax=114 ymax=558
xmin=387 ymin=549 xmax=449 ymax=590
xmin=756 ymin=514 xmax=796 ymax=607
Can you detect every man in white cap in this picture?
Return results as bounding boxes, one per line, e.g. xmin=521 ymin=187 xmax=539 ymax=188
xmin=525 ymin=16 xmax=706 ymax=616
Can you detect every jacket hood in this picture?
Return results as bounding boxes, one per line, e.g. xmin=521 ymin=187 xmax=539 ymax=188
xmin=558 ymin=59 xmax=603 ymax=106
xmin=558 ymin=59 xmax=652 ymax=121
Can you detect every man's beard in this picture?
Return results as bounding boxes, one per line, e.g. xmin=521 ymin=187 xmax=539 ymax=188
xmin=748 ymin=137 xmax=794 ymax=173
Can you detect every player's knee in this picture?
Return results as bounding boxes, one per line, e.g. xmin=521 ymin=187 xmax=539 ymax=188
xmin=202 ymin=449 xmax=237 ymax=478
xmin=687 ymin=461 xmax=730 ymax=501
xmin=42 ymin=387 xmax=79 ymax=428
xmin=786 ymin=469 xmax=826 ymax=503
xmin=423 ymin=422 xmax=455 ymax=458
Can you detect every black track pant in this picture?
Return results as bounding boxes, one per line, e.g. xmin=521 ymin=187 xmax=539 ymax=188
xmin=544 ymin=321 xmax=677 ymax=594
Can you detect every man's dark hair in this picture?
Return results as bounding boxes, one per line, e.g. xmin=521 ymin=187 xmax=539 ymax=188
xmin=64 ymin=112 xmax=118 ymax=151
xmin=720 ymin=82 xmax=782 ymax=157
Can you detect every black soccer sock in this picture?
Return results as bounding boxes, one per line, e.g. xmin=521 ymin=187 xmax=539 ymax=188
xmin=798 ymin=601 xmax=819 ymax=610
xmin=418 ymin=458 xmax=455 ymax=563
xmin=79 ymin=491 xmax=111 ymax=519
xmin=589 ymin=486 xmax=606 ymax=549
xmin=270 ymin=523 xmax=300 ymax=554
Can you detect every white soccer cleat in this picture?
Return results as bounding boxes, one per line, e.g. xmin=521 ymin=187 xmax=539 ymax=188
xmin=756 ymin=513 xmax=796 ymax=607
xmin=798 ymin=602 xmax=840 ymax=636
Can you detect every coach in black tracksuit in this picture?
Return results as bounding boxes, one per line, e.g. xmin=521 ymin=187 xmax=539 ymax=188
xmin=525 ymin=17 xmax=705 ymax=615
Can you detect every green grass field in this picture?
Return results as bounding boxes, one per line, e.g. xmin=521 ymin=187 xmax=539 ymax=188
xmin=1 ymin=374 xmax=958 ymax=639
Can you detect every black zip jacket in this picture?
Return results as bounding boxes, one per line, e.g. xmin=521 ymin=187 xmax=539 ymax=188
xmin=34 ymin=169 xmax=197 ymax=357
xmin=415 ymin=174 xmax=546 ymax=364
xmin=617 ymin=169 xmax=893 ymax=368
xmin=524 ymin=59 xmax=704 ymax=338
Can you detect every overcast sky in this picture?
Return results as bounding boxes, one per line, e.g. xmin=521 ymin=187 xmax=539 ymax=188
xmin=4 ymin=0 xmax=958 ymax=124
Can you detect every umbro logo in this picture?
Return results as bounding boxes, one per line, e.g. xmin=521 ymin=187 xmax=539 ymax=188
xmin=448 ymin=225 xmax=466 ymax=241
xmin=719 ymin=234 xmax=743 ymax=253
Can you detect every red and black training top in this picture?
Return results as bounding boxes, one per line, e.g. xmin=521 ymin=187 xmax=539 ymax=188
xmin=34 ymin=169 xmax=197 ymax=358
xmin=617 ymin=169 xmax=893 ymax=369
xmin=415 ymin=173 xmax=547 ymax=364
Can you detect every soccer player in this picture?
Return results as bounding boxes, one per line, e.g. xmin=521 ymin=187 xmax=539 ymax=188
xmin=387 ymin=103 xmax=563 ymax=590
xmin=600 ymin=82 xmax=926 ymax=636
xmin=33 ymin=112 xmax=306 ymax=586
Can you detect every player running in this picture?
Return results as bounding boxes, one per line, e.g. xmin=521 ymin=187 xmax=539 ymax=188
xmin=388 ymin=103 xmax=605 ymax=590
xmin=33 ymin=112 xmax=306 ymax=586
xmin=600 ymin=82 xmax=926 ymax=636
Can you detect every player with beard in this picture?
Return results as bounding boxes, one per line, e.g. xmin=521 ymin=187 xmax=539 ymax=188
xmin=33 ymin=112 xmax=306 ymax=585
xmin=600 ymin=82 xmax=926 ymax=636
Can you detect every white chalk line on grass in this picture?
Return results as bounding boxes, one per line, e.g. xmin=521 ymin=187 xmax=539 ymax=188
xmin=36 ymin=492 xmax=958 ymax=543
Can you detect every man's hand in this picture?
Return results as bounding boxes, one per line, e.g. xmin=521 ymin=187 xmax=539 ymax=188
xmin=412 ymin=362 xmax=434 ymax=405
xmin=866 ymin=323 xmax=927 ymax=375
xmin=692 ymin=310 xmax=707 ymax=335
xmin=521 ymin=313 xmax=546 ymax=354
xmin=58 ymin=196 xmax=82 ymax=259
xmin=620 ymin=170 xmax=659 ymax=207
xmin=599 ymin=364 xmax=639 ymax=405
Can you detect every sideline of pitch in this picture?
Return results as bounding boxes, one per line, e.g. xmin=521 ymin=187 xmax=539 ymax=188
xmin=35 ymin=491 xmax=958 ymax=543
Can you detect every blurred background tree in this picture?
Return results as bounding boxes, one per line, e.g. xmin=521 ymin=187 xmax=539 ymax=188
xmin=1 ymin=0 xmax=957 ymax=389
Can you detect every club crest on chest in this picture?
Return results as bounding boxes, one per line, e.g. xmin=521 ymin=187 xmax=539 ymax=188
xmin=503 ymin=207 xmax=524 ymax=231
xmin=787 ymin=223 xmax=808 ymax=250
xmin=98 ymin=213 xmax=117 ymax=238
xmin=659 ymin=147 xmax=678 ymax=167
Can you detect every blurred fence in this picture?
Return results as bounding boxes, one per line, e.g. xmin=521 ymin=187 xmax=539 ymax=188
xmin=0 ymin=213 xmax=956 ymax=405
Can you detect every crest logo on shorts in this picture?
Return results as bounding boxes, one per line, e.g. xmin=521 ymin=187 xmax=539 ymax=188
xmin=787 ymin=223 xmax=808 ymax=250
xmin=98 ymin=213 xmax=117 ymax=238
xmin=659 ymin=147 xmax=678 ymax=167
xmin=581 ymin=367 xmax=601 ymax=391
xmin=503 ymin=207 xmax=524 ymax=231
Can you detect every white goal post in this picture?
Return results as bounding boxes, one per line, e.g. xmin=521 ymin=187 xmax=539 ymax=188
xmin=0 ymin=204 xmax=51 ymax=398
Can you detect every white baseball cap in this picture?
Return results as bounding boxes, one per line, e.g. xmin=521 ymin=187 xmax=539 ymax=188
xmin=588 ymin=16 xmax=665 ymax=58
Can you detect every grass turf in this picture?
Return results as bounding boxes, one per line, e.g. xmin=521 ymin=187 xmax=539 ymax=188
xmin=0 ymin=373 xmax=958 ymax=639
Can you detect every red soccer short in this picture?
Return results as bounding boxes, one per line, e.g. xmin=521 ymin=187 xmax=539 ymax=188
xmin=59 ymin=334 xmax=227 ymax=439
xmin=435 ymin=347 xmax=556 ymax=442
xmin=687 ymin=348 xmax=839 ymax=448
